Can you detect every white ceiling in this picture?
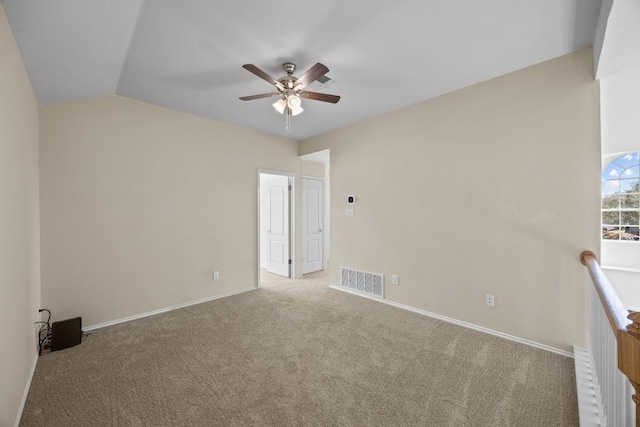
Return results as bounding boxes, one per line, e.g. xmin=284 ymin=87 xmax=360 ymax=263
xmin=596 ymin=0 xmax=640 ymax=157
xmin=2 ymin=0 xmax=601 ymax=141
xmin=596 ymin=0 xmax=640 ymax=79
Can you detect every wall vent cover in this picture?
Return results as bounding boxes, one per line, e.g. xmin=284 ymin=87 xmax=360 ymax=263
xmin=340 ymin=267 xmax=384 ymax=298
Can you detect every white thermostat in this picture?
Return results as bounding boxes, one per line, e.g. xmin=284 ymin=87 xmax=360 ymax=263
xmin=347 ymin=195 xmax=357 ymax=205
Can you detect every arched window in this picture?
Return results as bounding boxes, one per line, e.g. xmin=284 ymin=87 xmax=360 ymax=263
xmin=602 ymin=152 xmax=640 ymax=241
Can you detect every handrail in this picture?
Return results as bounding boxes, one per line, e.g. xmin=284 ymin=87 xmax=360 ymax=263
xmin=580 ymin=251 xmax=631 ymax=332
xmin=580 ymin=250 xmax=640 ymax=426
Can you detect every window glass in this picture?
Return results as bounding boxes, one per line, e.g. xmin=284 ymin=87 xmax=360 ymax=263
xmin=621 ymin=179 xmax=639 ymax=193
xmin=602 ymin=153 xmax=640 ymax=242
xmin=621 ymin=194 xmax=639 ymax=209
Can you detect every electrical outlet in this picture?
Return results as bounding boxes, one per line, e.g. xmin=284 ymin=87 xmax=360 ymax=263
xmin=213 ymin=271 xmax=219 ymax=280
xmin=485 ymin=295 xmax=495 ymax=307
xmin=391 ymin=275 xmax=399 ymax=285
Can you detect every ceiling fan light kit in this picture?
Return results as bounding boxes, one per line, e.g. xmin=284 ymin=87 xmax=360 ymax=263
xmin=286 ymin=95 xmax=303 ymax=115
xmin=240 ymin=62 xmax=340 ymax=132
xmin=272 ymin=98 xmax=286 ymax=114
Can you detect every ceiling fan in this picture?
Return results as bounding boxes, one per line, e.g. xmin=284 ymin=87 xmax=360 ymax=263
xmin=240 ymin=62 xmax=340 ymax=132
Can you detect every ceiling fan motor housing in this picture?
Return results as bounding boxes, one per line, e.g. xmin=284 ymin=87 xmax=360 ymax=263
xmin=282 ymin=62 xmax=296 ymax=75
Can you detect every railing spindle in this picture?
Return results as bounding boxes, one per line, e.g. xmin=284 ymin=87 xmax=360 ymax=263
xmin=581 ymin=250 xmax=639 ymax=426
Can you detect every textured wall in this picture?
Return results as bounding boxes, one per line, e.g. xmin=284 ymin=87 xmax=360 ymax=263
xmin=300 ymin=49 xmax=600 ymax=352
xmin=40 ymin=96 xmax=300 ymax=327
xmin=0 ymin=4 xmax=41 ymax=426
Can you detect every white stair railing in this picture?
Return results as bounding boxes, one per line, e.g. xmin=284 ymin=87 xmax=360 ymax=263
xmin=581 ymin=251 xmax=639 ymax=427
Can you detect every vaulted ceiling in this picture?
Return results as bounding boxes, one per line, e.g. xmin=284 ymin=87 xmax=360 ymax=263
xmin=2 ymin=0 xmax=602 ymax=141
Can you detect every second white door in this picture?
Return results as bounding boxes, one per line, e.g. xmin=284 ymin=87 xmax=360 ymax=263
xmin=302 ymin=177 xmax=323 ymax=274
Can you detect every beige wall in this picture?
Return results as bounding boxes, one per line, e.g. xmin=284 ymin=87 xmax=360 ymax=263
xmin=40 ymin=96 xmax=300 ymax=327
xmin=300 ymin=159 xmax=325 ymax=178
xmin=300 ymin=48 xmax=600 ymax=352
xmin=0 ymin=4 xmax=41 ymax=426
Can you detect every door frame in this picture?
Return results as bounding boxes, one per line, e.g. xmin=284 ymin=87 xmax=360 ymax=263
xmin=302 ymin=175 xmax=324 ymax=274
xmin=257 ymin=169 xmax=297 ymax=288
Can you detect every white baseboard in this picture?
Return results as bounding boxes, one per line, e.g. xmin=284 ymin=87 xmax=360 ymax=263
xmin=14 ymin=352 xmax=38 ymax=427
xmin=573 ymin=346 xmax=601 ymax=427
xmin=84 ymin=287 xmax=256 ymax=331
xmin=328 ymin=285 xmax=573 ymax=358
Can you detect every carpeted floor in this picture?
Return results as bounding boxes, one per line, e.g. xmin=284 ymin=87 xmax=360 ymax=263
xmin=20 ymin=270 xmax=578 ymax=426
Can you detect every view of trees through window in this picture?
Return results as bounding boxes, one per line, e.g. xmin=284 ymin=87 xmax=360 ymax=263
xmin=602 ymin=152 xmax=640 ymax=241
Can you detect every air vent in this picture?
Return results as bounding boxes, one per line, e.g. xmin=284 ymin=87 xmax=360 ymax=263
xmin=307 ymin=76 xmax=336 ymax=91
xmin=340 ymin=267 xmax=384 ymax=298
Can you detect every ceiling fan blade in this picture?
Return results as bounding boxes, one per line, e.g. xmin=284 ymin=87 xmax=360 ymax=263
xmin=300 ymin=91 xmax=340 ymax=104
xmin=242 ymin=64 xmax=285 ymax=91
xmin=294 ymin=63 xmax=329 ymax=90
xmin=239 ymin=92 xmax=281 ymax=101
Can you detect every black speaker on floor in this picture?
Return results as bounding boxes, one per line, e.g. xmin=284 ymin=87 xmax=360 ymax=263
xmin=50 ymin=317 xmax=82 ymax=352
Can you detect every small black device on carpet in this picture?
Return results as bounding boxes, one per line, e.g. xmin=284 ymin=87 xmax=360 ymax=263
xmin=50 ymin=317 xmax=82 ymax=352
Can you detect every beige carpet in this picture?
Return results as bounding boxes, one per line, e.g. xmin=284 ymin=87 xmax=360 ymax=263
xmin=20 ymin=270 xmax=578 ymax=426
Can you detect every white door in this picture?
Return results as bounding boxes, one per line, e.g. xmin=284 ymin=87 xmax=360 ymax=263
xmin=302 ymin=178 xmax=323 ymax=274
xmin=265 ymin=174 xmax=290 ymax=277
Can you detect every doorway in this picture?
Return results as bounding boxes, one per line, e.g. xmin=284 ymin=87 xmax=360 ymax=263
xmin=258 ymin=170 xmax=296 ymax=287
